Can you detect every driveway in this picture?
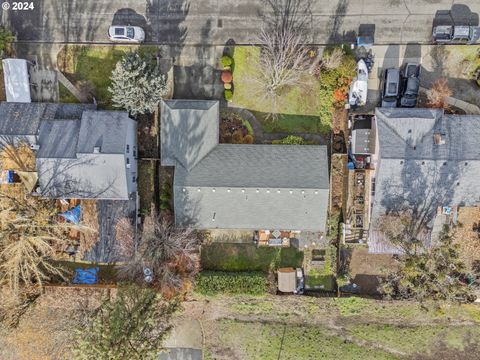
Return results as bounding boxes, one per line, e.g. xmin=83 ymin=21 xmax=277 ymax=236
xmin=360 ymin=44 xmax=480 ymax=111
xmin=3 ymin=0 xmax=480 ymax=45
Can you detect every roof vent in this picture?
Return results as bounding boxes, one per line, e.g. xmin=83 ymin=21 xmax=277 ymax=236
xmin=433 ymin=133 xmax=445 ymax=145
xmin=30 ymin=144 xmax=40 ymax=151
xmin=93 ymin=146 xmax=101 ymax=153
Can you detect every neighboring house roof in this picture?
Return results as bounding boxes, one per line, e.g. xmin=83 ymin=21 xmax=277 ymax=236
xmin=371 ymin=107 xmax=480 ymax=226
xmin=0 ymin=102 xmax=134 ymax=200
xmin=37 ymin=120 xmax=81 ymax=158
xmin=2 ymin=59 xmax=31 ymax=103
xmin=161 ymin=100 xmax=329 ymax=231
xmin=77 ymin=111 xmax=130 ymax=154
xmin=37 ymin=153 xmax=129 ymax=199
xmin=161 ymin=100 xmax=219 ymax=170
xmin=352 ymin=115 xmax=375 ymax=155
xmin=0 ymin=102 xmax=94 ymax=136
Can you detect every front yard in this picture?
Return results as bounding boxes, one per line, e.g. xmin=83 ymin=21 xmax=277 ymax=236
xmin=57 ymin=45 xmax=157 ymax=108
xmin=231 ymin=46 xmax=355 ymax=135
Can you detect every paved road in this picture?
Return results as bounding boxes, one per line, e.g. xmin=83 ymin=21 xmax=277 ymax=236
xmin=3 ymin=0 xmax=480 ymax=45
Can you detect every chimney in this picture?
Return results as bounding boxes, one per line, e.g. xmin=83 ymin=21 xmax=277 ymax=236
xmin=433 ymin=133 xmax=445 ymax=145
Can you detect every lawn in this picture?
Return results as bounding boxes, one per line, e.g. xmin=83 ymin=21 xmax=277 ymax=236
xmin=346 ymin=323 xmax=480 ymax=357
xmin=207 ymin=320 xmax=398 ymax=360
xmin=138 ymin=160 xmax=156 ymax=216
xmin=231 ymin=46 xmax=355 ymax=135
xmin=57 ymin=45 xmax=157 ymax=109
xmin=305 ymin=247 xmax=336 ymax=291
xmin=58 ymin=82 xmax=80 ymax=104
xmin=200 ymin=243 xmax=303 ymax=272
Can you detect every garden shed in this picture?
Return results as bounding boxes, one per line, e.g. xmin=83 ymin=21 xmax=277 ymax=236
xmin=277 ymin=268 xmax=296 ymax=293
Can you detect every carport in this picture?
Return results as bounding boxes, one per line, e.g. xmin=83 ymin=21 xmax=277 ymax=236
xmin=2 ymin=58 xmax=31 ymax=103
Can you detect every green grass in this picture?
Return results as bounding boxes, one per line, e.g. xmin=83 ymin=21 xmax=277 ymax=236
xmin=210 ymin=320 xmax=398 ymax=360
xmin=58 ymin=83 xmax=80 ymax=104
xmin=58 ymin=45 xmax=157 ymax=109
xmin=138 ymin=160 xmax=156 ymax=216
xmin=232 ymin=46 xmax=329 ymax=135
xmin=201 ymin=243 xmax=303 ymax=272
xmin=306 ymin=247 xmax=336 ymax=291
xmin=232 ymin=46 xmax=355 ymax=135
xmin=346 ymin=323 xmax=480 ymax=356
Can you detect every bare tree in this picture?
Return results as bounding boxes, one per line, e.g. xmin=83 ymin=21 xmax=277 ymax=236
xmin=0 ymin=192 xmax=91 ymax=295
xmin=118 ymin=214 xmax=200 ymax=296
xmin=251 ymin=0 xmax=313 ymax=117
xmin=321 ymin=47 xmax=344 ymax=70
xmin=427 ymin=78 xmax=452 ymax=109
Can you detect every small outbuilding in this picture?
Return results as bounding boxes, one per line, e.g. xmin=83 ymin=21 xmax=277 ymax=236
xmin=277 ymin=268 xmax=297 ymax=293
xmin=2 ymin=59 xmax=31 ymax=103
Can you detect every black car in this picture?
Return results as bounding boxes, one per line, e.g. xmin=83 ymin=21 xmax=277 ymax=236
xmin=381 ymin=68 xmax=400 ymax=108
xmin=400 ymin=63 xmax=421 ymax=108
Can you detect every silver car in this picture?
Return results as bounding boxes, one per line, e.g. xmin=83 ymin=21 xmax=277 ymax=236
xmin=108 ymin=26 xmax=145 ymax=43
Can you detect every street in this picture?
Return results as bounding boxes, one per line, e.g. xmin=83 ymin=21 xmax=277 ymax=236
xmin=2 ymin=0 xmax=480 ymax=45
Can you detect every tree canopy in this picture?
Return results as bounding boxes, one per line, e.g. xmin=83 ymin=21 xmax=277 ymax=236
xmin=109 ymin=52 xmax=168 ymax=116
xmin=74 ymin=285 xmax=178 ymax=360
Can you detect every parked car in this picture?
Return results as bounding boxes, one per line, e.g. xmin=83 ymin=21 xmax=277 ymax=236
xmin=348 ymin=59 xmax=369 ymax=107
xmin=432 ymin=25 xmax=478 ymax=44
xmin=400 ymin=63 xmax=421 ymax=108
xmin=108 ymin=26 xmax=145 ymax=43
xmin=381 ymin=68 xmax=400 ymax=108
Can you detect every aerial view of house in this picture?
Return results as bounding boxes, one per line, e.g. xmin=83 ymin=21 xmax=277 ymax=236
xmin=0 ymin=1 xmax=480 ymax=360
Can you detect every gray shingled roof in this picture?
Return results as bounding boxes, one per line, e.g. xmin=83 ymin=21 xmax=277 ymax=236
xmin=77 ymin=111 xmax=130 ymax=154
xmin=174 ymin=144 xmax=329 ymax=231
xmin=161 ymin=100 xmax=219 ymax=170
xmin=37 ymin=154 xmax=129 ymax=199
xmin=37 ymin=120 xmax=81 ymax=158
xmin=371 ymin=108 xmax=480 ymax=225
xmin=0 ymin=102 xmax=94 ymax=136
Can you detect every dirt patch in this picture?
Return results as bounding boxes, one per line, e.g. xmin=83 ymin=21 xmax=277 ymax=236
xmin=453 ymin=206 xmax=480 ymax=271
xmin=346 ymin=246 xmax=398 ymax=295
xmin=78 ymin=200 xmax=99 ymax=257
xmin=330 ymin=154 xmax=348 ymax=216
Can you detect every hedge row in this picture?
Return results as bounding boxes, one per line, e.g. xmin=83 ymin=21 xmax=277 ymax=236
xmin=195 ymin=271 xmax=268 ymax=295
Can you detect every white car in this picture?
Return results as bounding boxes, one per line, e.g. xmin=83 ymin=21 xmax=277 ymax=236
xmin=348 ymin=59 xmax=369 ymax=107
xmin=108 ymin=26 xmax=145 ymax=43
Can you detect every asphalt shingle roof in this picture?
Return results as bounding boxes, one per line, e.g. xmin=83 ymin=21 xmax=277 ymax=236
xmin=161 ymin=100 xmax=219 ymax=170
xmin=160 ymin=98 xmax=330 ymax=231
xmin=372 ymin=108 xmax=480 ymax=225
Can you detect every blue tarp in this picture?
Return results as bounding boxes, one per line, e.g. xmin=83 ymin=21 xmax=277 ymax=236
xmin=72 ymin=267 xmax=99 ymax=285
xmin=7 ymin=170 xmax=14 ymax=183
xmin=59 ymin=204 xmax=81 ymax=224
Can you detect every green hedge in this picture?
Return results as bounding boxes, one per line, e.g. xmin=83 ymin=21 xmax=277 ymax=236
xmin=201 ymin=243 xmax=304 ymax=272
xmin=195 ymin=271 xmax=268 ymax=295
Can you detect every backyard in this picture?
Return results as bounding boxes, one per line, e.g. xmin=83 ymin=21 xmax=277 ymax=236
xmin=231 ymin=46 xmax=355 ymax=135
xmin=200 ymin=243 xmax=303 ymax=272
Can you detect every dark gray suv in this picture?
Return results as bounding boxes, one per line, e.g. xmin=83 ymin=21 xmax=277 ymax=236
xmin=400 ymin=63 xmax=420 ymax=108
xmin=381 ymin=68 xmax=400 ymax=108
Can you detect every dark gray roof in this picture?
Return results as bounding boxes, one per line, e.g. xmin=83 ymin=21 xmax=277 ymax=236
xmin=175 ymin=144 xmax=329 ymax=189
xmin=352 ymin=115 xmax=375 ymax=155
xmin=36 ymin=120 xmax=81 ymax=158
xmin=77 ymin=111 xmax=130 ymax=154
xmin=174 ymin=144 xmax=329 ymax=231
xmin=371 ymin=108 xmax=480 ymax=225
xmin=161 ymin=100 xmax=219 ymax=170
xmin=0 ymin=102 xmax=93 ymax=136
